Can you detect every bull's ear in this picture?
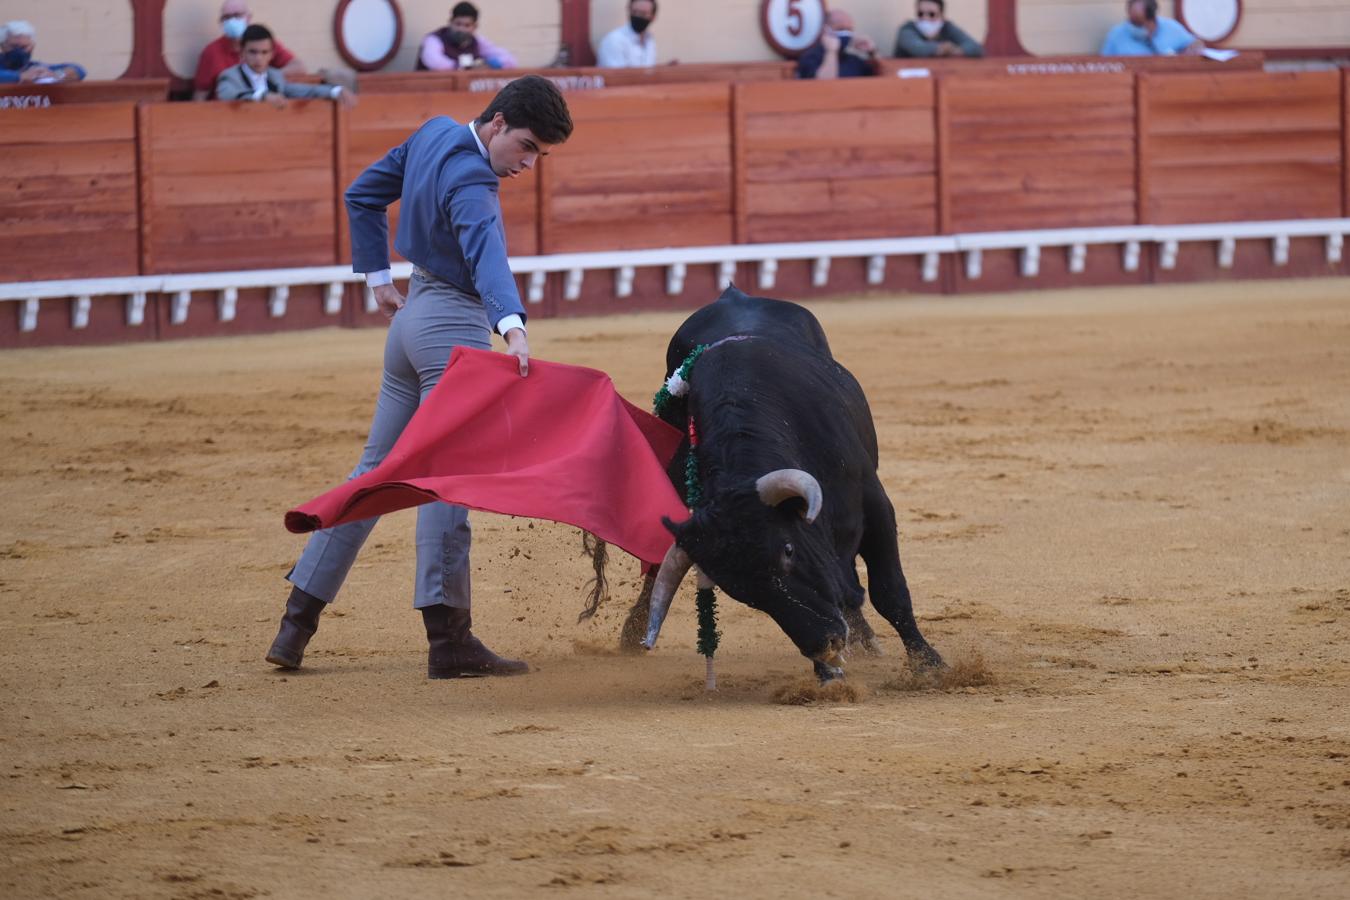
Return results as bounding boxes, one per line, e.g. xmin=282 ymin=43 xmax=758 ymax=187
xmin=660 ymin=515 xmax=689 ymax=540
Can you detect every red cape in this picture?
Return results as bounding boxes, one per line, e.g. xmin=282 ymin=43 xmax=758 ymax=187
xmin=286 ymin=347 xmax=687 ymax=565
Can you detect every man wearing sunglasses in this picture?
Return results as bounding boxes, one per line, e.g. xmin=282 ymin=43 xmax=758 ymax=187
xmin=894 ymin=0 xmax=984 ymax=59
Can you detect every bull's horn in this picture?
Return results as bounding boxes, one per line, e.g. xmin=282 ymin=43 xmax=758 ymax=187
xmin=756 ymin=469 xmax=823 ymax=523
xmin=641 ymin=543 xmax=693 ymax=650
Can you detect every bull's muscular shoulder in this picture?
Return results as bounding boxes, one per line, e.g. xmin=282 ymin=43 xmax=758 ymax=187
xmin=671 ymin=286 xmax=833 ymax=361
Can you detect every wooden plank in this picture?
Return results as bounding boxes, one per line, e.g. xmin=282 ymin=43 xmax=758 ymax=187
xmin=0 ymin=104 xmax=140 ymax=281
xmin=557 ymin=83 xmax=731 ymax=120
xmin=1136 ymin=73 xmax=1149 ymax=225
xmin=4 ymin=141 xmax=137 ymax=178
xmin=1141 ymin=70 xmax=1344 ymax=225
xmin=943 ymin=73 xmax=1138 ymax=232
xmin=937 ymin=75 xmax=951 ymax=234
xmin=0 ymin=102 xmax=135 ymax=143
xmin=1344 ymin=68 xmax=1349 ymax=217
xmin=738 ymin=73 xmax=938 ymax=243
xmin=139 ymin=101 xmax=337 ymax=273
xmin=540 ymin=83 xmax=733 ymax=253
xmin=0 ymin=78 xmax=168 ymax=105
xmin=737 ymin=78 xmax=933 ymax=114
xmin=744 ymin=108 xmax=935 ymax=149
xmin=732 ymin=83 xmax=747 ymax=244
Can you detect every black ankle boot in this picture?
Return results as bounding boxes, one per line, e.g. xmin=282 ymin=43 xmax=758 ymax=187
xmin=265 ymin=587 xmax=326 ymax=669
xmin=423 ymin=605 xmax=529 ymax=678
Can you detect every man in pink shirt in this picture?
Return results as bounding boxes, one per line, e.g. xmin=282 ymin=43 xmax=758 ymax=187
xmin=418 ymin=2 xmax=517 ymax=71
xmin=193 ymin=0 xmax=305 ymax=100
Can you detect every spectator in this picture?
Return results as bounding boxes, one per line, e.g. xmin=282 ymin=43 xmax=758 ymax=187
xmin=215 ymin=25 xmax=355 ymax=108
xmin=194 ymin=0 xmax=305 ymax=100
xmin=797 ymin=9 xmax=879 ymax=80
xmin=0 ymin=20 xmax=86 ymax=83
xmin=893 ymin=0 xmax=984 ymax=59
xmin=419 ymin=2 xmax=517 ymax=71
xmin=1101 ymin=0 xmax=1203 ymax=56
xmin=597 ymin=0 xmax=658 ymax=68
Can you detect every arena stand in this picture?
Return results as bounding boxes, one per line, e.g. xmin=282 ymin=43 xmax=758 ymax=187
xmin=1 ymin=60 xmax=1346 ymax=348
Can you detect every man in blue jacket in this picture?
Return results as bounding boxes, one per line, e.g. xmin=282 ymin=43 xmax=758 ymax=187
xmin=266 ymin=75 xmax=574 ymax=679
xmin=1101 ymin=0 xmax=1204 ymax=56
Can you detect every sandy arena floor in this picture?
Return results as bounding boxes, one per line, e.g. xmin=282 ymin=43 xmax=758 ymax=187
xmin=1 ymin=279 xmax=1348 ymax=898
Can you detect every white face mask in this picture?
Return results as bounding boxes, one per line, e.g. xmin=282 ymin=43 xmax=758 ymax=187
xmin=916 ymin=18 xmax=944 ymax=39
xmin=222 ymin=16 xmax=247 ymax=40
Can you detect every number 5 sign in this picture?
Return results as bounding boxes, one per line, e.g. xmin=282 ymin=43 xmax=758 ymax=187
xmin=760 ymin=0 xmax=827 ymax=58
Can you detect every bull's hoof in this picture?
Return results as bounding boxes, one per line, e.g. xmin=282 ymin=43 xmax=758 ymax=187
xmin=906 ymin=643 xmax=946 ymax=672
xmin=843 ymin=606 xmax=883 ymax=657
xmin=813 ymin=659 xmax=846 ymax=683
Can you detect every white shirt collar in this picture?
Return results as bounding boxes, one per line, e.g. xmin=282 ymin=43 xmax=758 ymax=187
xmin=468 ymin=119 xmax=490 ymax=160
xmin=242 ymin=65 xmax=269 ymax=100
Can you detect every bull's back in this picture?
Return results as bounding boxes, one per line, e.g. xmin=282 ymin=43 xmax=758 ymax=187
xmin=666 ymin=286 xmax=831 ymax=374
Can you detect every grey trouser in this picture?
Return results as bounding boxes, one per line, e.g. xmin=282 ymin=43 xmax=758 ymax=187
xmin=287 ymin=270 xmax=492 ymax=609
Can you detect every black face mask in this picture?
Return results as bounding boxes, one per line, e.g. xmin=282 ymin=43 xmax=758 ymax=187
xmin=1 ymin=47 xmax=31 ymax=70
xmin=447 ymin=29 xmax=473 ymax=48
xmin=630 ymin=15 xmax=652 ymax=34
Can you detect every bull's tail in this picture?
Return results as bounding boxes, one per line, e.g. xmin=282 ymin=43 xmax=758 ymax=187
xmin=576 ymin=531 xmax=610 ymax=622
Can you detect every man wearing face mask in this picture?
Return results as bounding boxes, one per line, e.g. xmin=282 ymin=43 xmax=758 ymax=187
xmin=0 ymin=20 xmax=87 ymax=84
xmin=193 ymin=0 xmax=305 ymax=101
xmin=597 ymin=0 xmax=658 ymax=68
xmin=418 ymin=2 xmax=517 ymax=71
xmin=1101 ymin=0 xmax=1203 ymax=56
xmin=797 ymin=9 xmax=879 ymax=80
xmin=893 ymin=0 xmax=983 ymax=59
xmin=265 ymin=76 xmax=574 ymax=681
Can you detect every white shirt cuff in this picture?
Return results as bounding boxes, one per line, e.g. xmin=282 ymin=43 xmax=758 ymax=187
xmin=496 ymin=314 xmax=525 ymax=337
xmin=330 ymin=85 xmax=342 ymax=99
xmin=364 ymin=269 xmax=393 ymax=287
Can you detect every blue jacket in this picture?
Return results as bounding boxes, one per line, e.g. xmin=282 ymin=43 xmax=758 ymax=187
xmin=345 ymin=116 xmax=525 ymax=329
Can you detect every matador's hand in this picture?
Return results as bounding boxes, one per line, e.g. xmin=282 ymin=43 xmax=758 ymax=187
xmin=373 ymin=283 xmax=405 ymax=319
xmin=505 ymin=327 xmax=529 ymax=377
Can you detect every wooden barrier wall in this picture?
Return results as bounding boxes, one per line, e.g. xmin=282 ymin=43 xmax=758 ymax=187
xmin=735 ymin=78 xmax=937 ymax=243
xmin=940 ymin=73 xmax=1138 ymax=233
xmin=3 ymin=67 xmax=1348 ymax=347
xmin=138 ymin=101 xmax=338 ymax=274
xmin=541 ymin=84 xmax=734 ymax=253
xmin=0 ymin=103 xmax=140 ymax=282
xmin=1140 ymin=71 xmax=1344 ymax=224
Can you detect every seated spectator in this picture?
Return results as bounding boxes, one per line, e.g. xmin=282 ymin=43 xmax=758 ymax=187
xmin=893 ymin=0 xmax=983 ymax=59
xmin=0 ymin=20 xmax=86 ymax=84
xmin=597 ymin=0 xmax=658 ymax=68
xmin=797 ymin=10 xmax=879 ymax=80
xmin=216 ymin=25 xmax=355 ymax=108
xmin=194 ymin=0 xmax=305 ymax=100
xmin=1101 ymin=0 xmax=1203 ymax=56
xmin=419 ymin=2 xmax=517 ymax=71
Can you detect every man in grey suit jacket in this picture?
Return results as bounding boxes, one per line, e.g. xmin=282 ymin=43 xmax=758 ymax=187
xmin=216 ymin=24 xmax=354 ymax=107
xmin=265 ymin=75 xmax=574 ymax=680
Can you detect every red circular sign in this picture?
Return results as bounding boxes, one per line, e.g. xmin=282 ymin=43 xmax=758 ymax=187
xmin=760 ymin=0 xmax=828 ymax=59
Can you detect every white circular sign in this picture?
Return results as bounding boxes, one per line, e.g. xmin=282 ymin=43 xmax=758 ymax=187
xmin=339 ymin=0 xmax=401 ymax=66
xmin=760 ymin=0 xmax=827 ymax=58
xmin=1178 ymin=0 xmax=1241 ymax=43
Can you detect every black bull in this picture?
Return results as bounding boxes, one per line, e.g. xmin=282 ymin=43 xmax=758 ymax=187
xmin=603 ymin=285 xmax=943 ymax=682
